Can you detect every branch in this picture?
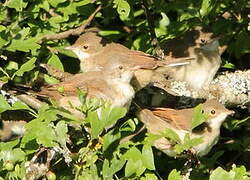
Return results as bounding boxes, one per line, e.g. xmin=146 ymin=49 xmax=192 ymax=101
xmin=154 ymin=70 xmax=250 ymax=107
xmin=42 ymin=5 xmax=102 ymax=41
xmin=141 ymin=0 xmax=164 ymax=59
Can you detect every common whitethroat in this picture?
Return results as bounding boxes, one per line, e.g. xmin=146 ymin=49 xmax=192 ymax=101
xmin=65 ymin=32 xmax=191 ymax=90
xmin=162 ymin=27 xmax=222 ymax=89
xmin=137 ymin=99 xmax=234 ymax=157
xmin=39 ymin=64 xmax=136 ymax=118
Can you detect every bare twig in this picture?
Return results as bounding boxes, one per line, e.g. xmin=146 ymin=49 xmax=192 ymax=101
xmin=42 ymin=5 xmax=102 ymax=41
xmin=141 ymin=0 xmax=164 ymax=59
xmin=48 ymin=9 xmax=59 ymax=17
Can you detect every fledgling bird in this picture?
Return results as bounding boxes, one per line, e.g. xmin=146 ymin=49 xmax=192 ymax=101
xmin=65 ymin=32 xmax=191 ymax=90
xmin=137 ymin=99 xmax=234 ymax=157
xmin=0 ymin=120 xmax=26 ymax=141
xmin=162 ymin=27 xmax=222 ymax=89
xmin=39 ymin=64 xmax=136 ymax=118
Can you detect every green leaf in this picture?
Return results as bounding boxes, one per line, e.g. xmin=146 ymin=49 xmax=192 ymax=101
xmin=54 ymin=121 xmax=68 ymax=145
xmin=102 ymin=129 xmax=121 ymax=152
xmin=144 ymin=172 xmax=158 ymax=180
xmin=47 ymin=54 xmax=64 ymax=71
xmin=0 ymin=148 xmax=25 ymax=163
xmin=191 ymin=104 xmax=209 ymax=130
xmin=142 ymin=145 xmax=155 ymax=170
xmin=0 ymin=25 xmax=6 ymax=32
xmin=161 ymin=128 xmax=181 ymax=143
xmin=102 ymin=156 xmax=126 ymax=178
xmin=47 ymin=0 xmax=67 ymax=8
xmin=109 ymin=156 xmax=126 ymax=175
xmin=124 ymin=147 xmax=145 ymax=177
xmin=100 ymin=106 xmax=127 ymax=128
xmin=11 ymin=101 xmax=34 ymax=111
xmin=44 ymin=74 xmax=60 ymax=84
xmin=113 ymin=0 xmax=131 ymax=18
xmin=200 ymin=0 xmax=214 ymax=17
xmin=0 ymin=139 xmax=20 ymax=151
xmin=168 ymin=169 xmax=182 ymax=180
xmin=87 ymin=111 xmax=104 ymax=139
xmin=26 ymin=120 xmax=57 ymax=147
xmin=174 ymin=133 xmax=203 ymax=154
xmin=209 ymin=167 xmax=234 ymax=180
xmin=13 ymin=57 xmax=36 ymax=77
xmin=6 ymin=61 xmax=18 ymax=71
xmin=7 ymin=37 xmax=41 ymax=52
xmin=119 ymin=118 xmax=137 ymax=132
xmin=0 ymin=32 xmax=8 ymax=48
xmin=155 ymin=12 xmax=170 ymax=37
xmin=0 ymin=94 xmax=11 ymax=113
xmin=223 ymin=61 xmax=236 ymax=69
xmin=4 ymin=0 xmax=28 ymax=11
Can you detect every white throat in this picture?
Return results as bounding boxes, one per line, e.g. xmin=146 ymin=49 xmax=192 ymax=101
xmin=72 ymin=49 xmax=91 ymax=60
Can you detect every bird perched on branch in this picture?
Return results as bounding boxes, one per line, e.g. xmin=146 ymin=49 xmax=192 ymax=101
xmin=39 ymin=64 xmax=136 ymax=118
xmin=161 ymin=27 xmax=222 ymax=89
xmin=137 ymin=99 xmax=234 ymax=157
xmin=65 ymin=31 xmax=191 ymax=90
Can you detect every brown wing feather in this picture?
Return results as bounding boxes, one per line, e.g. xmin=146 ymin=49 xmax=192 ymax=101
xmin=107 ymin=43 xmax=158 ymax=69
xmin=39 ymin=77 xmax=112 ymax=102
xmin=151 ymin=107 xmax=192 ymax=131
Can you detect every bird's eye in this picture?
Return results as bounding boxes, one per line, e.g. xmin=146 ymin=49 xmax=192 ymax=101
xmin=211 ymin=110 xmax=216 ymax=114
xmin=201 ymin=110 xmax=205 ymax=113
xmin=118 ymin=66 xmax=124 ymax=70
xmin=83 ymin=45 xmax=89 ymax=50
xmin=201 ymin=39 xmax=206 ymax=44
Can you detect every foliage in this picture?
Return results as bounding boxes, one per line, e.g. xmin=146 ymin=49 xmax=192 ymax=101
xmin=0 ymin=0 xmax=250 ymax=179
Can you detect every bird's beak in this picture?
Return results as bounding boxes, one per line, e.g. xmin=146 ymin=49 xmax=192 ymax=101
xmin=200 ymin=37 xmax=220 ymax=51
xmin=227 ymin=110 xmax=235 ymax=116
xmin=65 ymin=46 xmax=76 ymax=51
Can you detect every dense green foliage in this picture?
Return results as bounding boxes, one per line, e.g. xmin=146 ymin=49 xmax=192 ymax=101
xmin=0 ymin=0 xmax=250 ymax=179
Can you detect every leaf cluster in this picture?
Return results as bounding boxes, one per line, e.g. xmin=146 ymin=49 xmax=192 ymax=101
xmin=0 ymin=0 xmax=250 ymax=179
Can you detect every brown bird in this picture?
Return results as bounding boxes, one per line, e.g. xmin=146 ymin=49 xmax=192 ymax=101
xmin=65 ymin=32 xmax=191 ymax=90
xmin=0 ymin=120 xmax=26 ymax=141
xmin=39 ymin=64 xmax=136 ymax=118
xmin=162 ymin=27 xmax=222 ymax=89
xmin=137 ymin=99 xmax=234 ymax=157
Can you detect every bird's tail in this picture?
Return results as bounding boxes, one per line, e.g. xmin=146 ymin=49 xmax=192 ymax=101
xmin=158 ymin=56 xmax=194 ymax=67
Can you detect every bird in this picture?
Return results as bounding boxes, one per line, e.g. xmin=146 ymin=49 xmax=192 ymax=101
xmin=38 ymin=64 xmax=136 ymax=118
xmin=65 ymin=31 xmax=191 ymax=90
xmin=0 ymin=120 xmax=26 ymax=142
xmin=161 ymin=27 xmax=222 ymax=89
xmin=136 ymin=99 xmax=234 ymax=157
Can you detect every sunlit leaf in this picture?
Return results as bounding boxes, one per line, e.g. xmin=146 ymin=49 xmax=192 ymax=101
xmin=168 ymin=169 xmax=182 ymax=180
xmin=0 ymin=94 xmax=11 ymax=113
xmin=191 ymin=104 xmax=209 ymax=130
xmin=142 ymin=145 xmax=155 ymax=170
xmin=13 ymin=57 xmax=36 ymax=77
xmin=47 ymin=54 xmax=64 ymax=71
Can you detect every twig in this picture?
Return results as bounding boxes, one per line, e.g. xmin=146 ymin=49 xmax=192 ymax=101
xmin=141 ymin=0 xmax=164 ymax=59
xmin=141 ymin=0 xmax=156 ymax=41
xmin=42 ymin=5 xmax=102 ymax=41
xmin=48 ymin=9 xmax=59 ymax=17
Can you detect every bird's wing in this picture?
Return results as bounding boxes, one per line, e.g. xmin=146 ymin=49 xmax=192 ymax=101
xmin=40 ymin=76 xmax=113 ymax=103
xmin=107 ymin=43 xmax=158 ymax=69
xmin=137 ymin=109 xmax=172 ymax=133
xmin=151 ymin=107 xmax=192 ymax=131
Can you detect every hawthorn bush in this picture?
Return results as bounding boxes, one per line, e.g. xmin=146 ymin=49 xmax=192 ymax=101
xmin=0 ymin=0 xmax=250 ymax=179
